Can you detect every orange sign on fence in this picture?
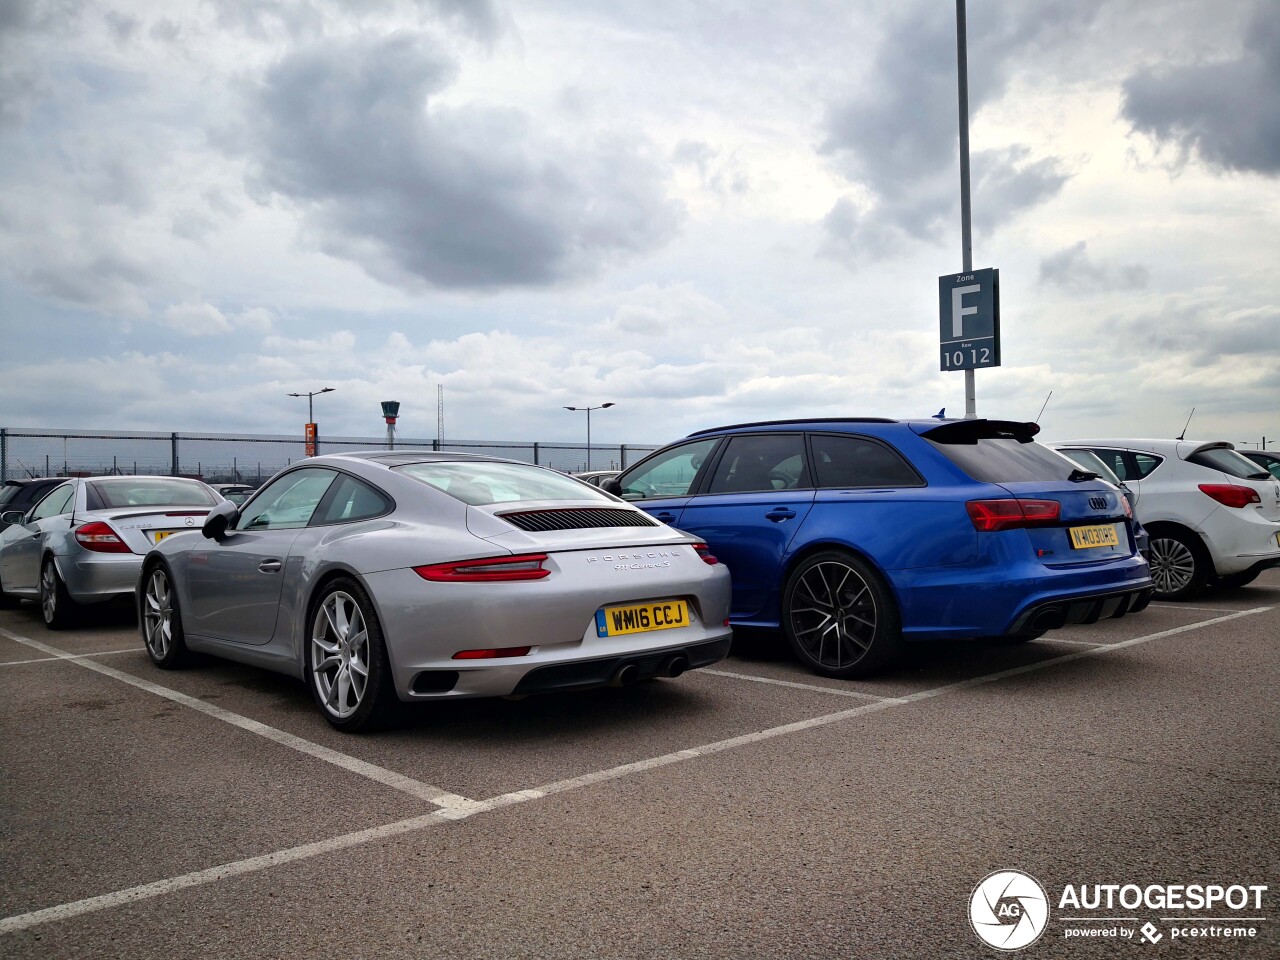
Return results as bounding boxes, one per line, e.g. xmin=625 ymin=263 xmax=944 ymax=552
xmin=304 ymin=422 xmax=317 ymax=457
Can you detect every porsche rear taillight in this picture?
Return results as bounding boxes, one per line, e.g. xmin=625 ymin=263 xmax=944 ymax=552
xmin=1198 ymin=484 xmax=1261 ymax=508
xmin=965 ymin=499 xmax=1061 ymax=532
xmin=693 ymin=542 xmax=719 ymax=565
xmin=413 ymin=553 xmax=550 ymax=582
xmin=75 ymin=521 xmax=132 ymax=553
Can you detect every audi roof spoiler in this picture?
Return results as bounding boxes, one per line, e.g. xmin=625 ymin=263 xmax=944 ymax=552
xmin=914 ymin=419 xmax=1041 ymax=444
xmin=686 ymin=417 xmax=897 ymax=438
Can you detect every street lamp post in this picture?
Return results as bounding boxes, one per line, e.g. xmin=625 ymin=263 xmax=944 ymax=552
xmin=564 ymin=402 xmax=615 ymax=471
xmin=287 ymin=387 xmax=335 ymax=456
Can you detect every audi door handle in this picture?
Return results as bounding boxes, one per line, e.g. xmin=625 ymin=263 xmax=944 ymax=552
xmin=654 ymin=512 xmax=678 ymax=523
xmin=258 ymin=559 xmax=282 ymax=574
xmin=765 ymin=508 xmax=797 ymax=522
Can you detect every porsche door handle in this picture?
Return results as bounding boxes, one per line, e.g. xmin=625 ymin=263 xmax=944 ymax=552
xmin=258 ymin=559 xmax=282 ymax=574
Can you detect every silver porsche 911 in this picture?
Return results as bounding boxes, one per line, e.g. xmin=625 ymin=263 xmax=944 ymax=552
xmin=137 ymin=451 xmax=733 ymax=731
xmin=0 ymin=476 xmax=220 ymax=628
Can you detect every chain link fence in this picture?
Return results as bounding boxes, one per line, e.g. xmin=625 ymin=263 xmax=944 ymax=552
xmin=0 ymin=429 xmax=659 ymax=484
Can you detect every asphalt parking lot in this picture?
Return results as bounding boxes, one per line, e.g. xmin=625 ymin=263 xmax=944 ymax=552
xmin=2 ymin=572 xmax=1277 ymax=959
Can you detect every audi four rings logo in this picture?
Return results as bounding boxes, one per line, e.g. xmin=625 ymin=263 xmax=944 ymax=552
xmin=1088 ymin=497 xmax=1107 ymax=510
xmin=970 ymin=870 xmax=1050 ymax=950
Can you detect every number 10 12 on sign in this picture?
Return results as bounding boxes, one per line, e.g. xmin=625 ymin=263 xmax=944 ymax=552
xmin=940 ymin=342 xmax=995 ymax=370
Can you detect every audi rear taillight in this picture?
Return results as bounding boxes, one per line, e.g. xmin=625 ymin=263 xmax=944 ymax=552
xmin=75 ymin=521 xmax=132 ymax=553
xmin=413 ymin=553 xmax=550 ymax=582
xmin=1198 ymin=484 xmax=1261 ymax=508
xmin=966 ymin=499 xmax=1061 ymax=532
xmin=693 ymin=542 xmax=719 ymax=565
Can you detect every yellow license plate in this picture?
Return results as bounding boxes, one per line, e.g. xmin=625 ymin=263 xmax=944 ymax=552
xmin=152 ymin=531 xmax=176 ymax=543
xmin=1069 ymin=524 xmax=1119 ymax=549
xmin=597 ymin=599 xmax=690 ymax=637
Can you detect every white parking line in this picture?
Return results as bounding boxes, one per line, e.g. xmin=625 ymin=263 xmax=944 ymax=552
xmin=1149 ymin=603 xmax=1249 ymax=613
xmin=0 ymin=628 xmax=477 ymax=812
xmin=1035 ymin=636 xmax=1105 ymax=647
xmin=0 ymin=647 xmax=139 ymax=667
xmin=0 ymin=605 xmax=1270 ymax=935
xmin=700 ymin=668 xmax=903 ymax=701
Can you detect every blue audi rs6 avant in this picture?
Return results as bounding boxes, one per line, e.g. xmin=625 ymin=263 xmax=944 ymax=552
xmin=605 ymin=418 xmax=1154 ymax=678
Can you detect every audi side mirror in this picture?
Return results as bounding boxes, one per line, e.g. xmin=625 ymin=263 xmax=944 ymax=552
xmin=599 ymin=477 xmax=623 ymax=496
xmin=202 ymin=500 xmax=239 ymax=541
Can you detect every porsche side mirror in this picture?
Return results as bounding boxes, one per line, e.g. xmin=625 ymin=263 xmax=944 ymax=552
xmin=202 ymin=500 xmax=239 ymax=541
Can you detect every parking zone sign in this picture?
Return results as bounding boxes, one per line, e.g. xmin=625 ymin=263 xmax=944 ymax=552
xmin=939 ymin=268 xmax=1000 ymax=371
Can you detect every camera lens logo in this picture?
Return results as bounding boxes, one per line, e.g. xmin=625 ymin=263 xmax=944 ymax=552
xmin=969 ymin=870 xmax=1050 ymax=950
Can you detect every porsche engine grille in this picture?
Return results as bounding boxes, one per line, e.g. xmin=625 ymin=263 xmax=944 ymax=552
xmin=498 ymin=508 xmax=659 ymax=531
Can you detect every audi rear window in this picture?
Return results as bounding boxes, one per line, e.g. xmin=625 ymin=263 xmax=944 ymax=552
xmin=926 ymin=438 xmax=1080 ymax=483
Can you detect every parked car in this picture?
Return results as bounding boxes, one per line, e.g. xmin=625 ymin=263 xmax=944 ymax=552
xmin=603 ymin=418 xmax=1152 ymax=679
xmin=137 ymin=451 xmax=732 ymax=732
xmin=1049 ymin=439 xmax=1280 ymax=598
xmin=1241 ymin=449 xmax=1280 ymax=481
xmin=209 ymin=483 xmax=257 ymax=506
xmin=0 ymin=476 xmax=221 ymax=627
xmin=1051 ymin=447 xmax=1149 ymax=558
xmin=572 ymin=470 xmax=622 ymax=488
xmin=0 ymin=478 xmax=71 ymax=533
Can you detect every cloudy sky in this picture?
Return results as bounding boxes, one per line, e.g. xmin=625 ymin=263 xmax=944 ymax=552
xmin=1 ymin=0 xmax=1277 ymax=449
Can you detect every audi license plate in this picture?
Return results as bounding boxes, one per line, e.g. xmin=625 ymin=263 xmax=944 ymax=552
xmin=1069 ymin=524 xmax=1119 ymax=549
xmin=596 ymin=599 xmax=689 ymax=637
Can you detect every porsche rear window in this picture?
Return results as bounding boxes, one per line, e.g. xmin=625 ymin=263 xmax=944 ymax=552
xmin=398 ymin=461 xmax=616 ymax=506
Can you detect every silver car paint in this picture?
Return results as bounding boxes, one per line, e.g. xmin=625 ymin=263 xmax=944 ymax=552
xmin=0 ymin=478 xmax=215 ymax=604
xmin=147 ymin=453 xmax=733 ymax=700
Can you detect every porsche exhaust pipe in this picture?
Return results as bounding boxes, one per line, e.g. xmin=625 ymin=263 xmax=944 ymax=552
xmin=662 ymin=654 xmax=689 ymax=678
xmin=611 ymin=663 xmax=640 ymax=687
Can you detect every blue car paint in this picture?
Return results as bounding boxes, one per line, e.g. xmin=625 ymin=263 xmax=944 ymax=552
xmin=623 ymin=419 xmax=1152 ymax=641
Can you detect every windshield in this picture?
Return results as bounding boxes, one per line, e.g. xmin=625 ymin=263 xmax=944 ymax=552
xmin=397 ymin=461 xmax=617 ymax=506
xmin=86 ymin=479 xmax=218 ymax=509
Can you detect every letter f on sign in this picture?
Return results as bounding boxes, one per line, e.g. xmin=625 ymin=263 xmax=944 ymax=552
xmin=952 ymin=284 xmax=980 ymax=337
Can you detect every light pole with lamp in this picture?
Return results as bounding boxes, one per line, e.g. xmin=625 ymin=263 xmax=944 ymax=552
xmin=563 ymin=402 xmax=615 ymax=471
xmin=287 ymin=386 xmax=335 ymax=456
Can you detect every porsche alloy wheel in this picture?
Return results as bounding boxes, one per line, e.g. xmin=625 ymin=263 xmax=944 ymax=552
xmin=142 ymin=564 xmax=188 ymax=667
xmin=308 ymin=578 xmax=398 ymax=732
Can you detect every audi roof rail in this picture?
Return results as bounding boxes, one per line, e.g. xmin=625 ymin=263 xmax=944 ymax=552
xmin=686 ymin=417 xmax=898 ymax=438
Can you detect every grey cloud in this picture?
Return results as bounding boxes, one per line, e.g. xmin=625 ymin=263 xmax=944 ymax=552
xmin=245 ymin=31 xmax=682 ymax=290
xmin=821 ymin=147 xmax=1070 ymax=264
xmin=104 ymin=10 xmax=139 ymax=43
xmin=1121 ymin=5 xmax=1280 ymax=176
xmin=172 ymin=209 xmax=216 ymax=243
xmin=1117 ymin=302 xmax=1280 ymax=363
xmin=1039 ymin=241 xmax=1148 ymax=293
xmin=820 ymin=0 xmax=1099 ymax=259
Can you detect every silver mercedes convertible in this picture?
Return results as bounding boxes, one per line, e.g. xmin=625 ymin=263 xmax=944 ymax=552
xmin=137 ymin=451 xmax=733 ymax=731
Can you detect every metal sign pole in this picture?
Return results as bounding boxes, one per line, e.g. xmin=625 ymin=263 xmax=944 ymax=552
xmin=956 ymin=0 xmax=976 ymax=419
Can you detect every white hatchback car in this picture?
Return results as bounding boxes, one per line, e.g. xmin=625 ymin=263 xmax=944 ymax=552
xmin=1048 ymin=439 xmax=1280 ymax=599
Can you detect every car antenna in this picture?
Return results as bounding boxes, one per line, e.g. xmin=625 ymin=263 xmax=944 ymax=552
xmin=1176 ymin=407 xmax=1195 ymax=441
xmin=933 ymin=407 xmax=946 ymax=419
xmin=1035 ymin=390 xmax=1053 ymax=424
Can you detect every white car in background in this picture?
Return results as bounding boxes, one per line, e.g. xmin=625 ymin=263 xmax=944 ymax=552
xmin=1048 ymin=439 xmax=1280 ymax=599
